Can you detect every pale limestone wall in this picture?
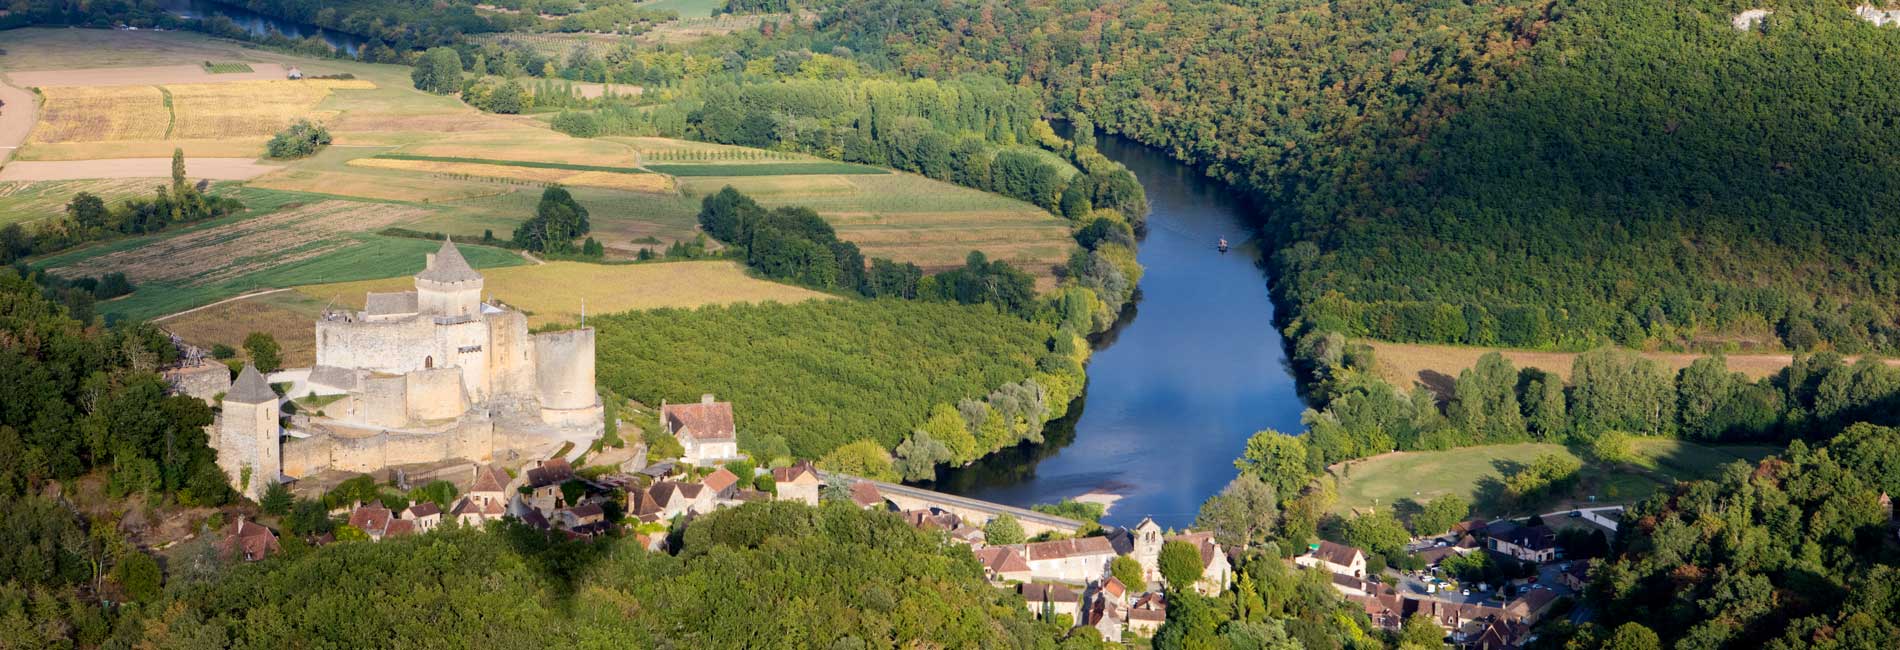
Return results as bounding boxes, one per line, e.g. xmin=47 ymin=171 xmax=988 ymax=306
xmin=417 ymin=277 xmax=482 ymax=318
xmin=533 ymin=328 xmax=597 ymax=411
xmin=166 ymin=363 xmax=230 ymax=406
xmin=405 ymin=367 xmax=469 ymax=421
xmin=281 ymin=434 xmax=330 ymax=478
xmin=364 ymin=375 xmax=410 ymax=428
xmin=316 ymin=317 xmax=437 ymax=376
xmin=434 ymin=320 xmax=491 ymax=402
xmin=1025 ymin=553 xmax=1115 ymax=585
xmin=217 ymin=399 xmax=280 ymax=499
xmin=280 ymin=420 xmax=499 ymax=479
xmin=486 ymin=310 xmax=535 ymax=398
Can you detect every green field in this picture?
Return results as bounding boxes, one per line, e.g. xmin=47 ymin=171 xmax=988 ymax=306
xmin=1330 ymin=439 xmax=1781 ymax=517
xmin=375 ymin=154 xmax=648 ymax=174
xmin=0 ymin=179 xmax=208 ymax=227
xmin=203 ymin=61 xmax=253 ymax=73
xmin=648 ymin=162 xmax=889 ymax=176
xmin=637 ymin=0 xmax=727 ymax=19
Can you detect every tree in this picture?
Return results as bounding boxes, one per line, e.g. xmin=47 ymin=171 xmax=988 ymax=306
xmin=1235 ymin=430 xmax=1310 ymax=496
xmin=1411 ymin=494 xmax=1470 ymax=537
xmin=1195 ymin=474 xmax=1278 ymax=549
xmin=260 ymin=481 xmax=293 ymax=515
xmin=113 ymin=551 xmax=162 ymax=603
xmin=1109 ymin=555 xmax=1147 ymax=593
xmin=1340 ymin=511 xmax=1409 ymax=557
xmin=66 ymin=192 xmax=109 ymax=230
xmin=1450 ymin=352 xmax=1525 ymax=442
xmin=412 ymin=47 xmax=464 ymax=94
xmin=983 ymin=514 xmax=1026 ymax=545
xmin=1400 ymin=613 xmax=1445 ymax=647
xmin=816 ymin=439 xmax=898 ymax=482
xmin=1158 ymin=540 xmax=1204 ymax=591
xmin=1604 ymin=623 xmax=1661 ymax=650
xmin=242 ymin=332 xmax=282 ymax=373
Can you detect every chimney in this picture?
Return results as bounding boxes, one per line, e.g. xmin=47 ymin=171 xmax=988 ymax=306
xmin=701 ymin=393 xmax=716 ymax=404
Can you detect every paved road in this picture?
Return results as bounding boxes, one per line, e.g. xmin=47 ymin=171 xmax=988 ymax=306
xmin=816 ymin=470 xmax=1085 ymax=532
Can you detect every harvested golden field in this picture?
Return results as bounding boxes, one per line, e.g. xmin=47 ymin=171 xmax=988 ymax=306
xmin=394 ymin=129 xmax=639 ymax=166
xmin=159 ymin=290 xmax=328 ymax=368
xmin=14 ymin=138 xmax=272 ymax=161
xmin=297 ymin=260 xmax=830 ymax=326
xmin=346 ymin=158 xmax=674 ymax=193
xmin=1365 ymin=340 xmax=1900 ymax=394
xmin=29 ymin=86 xmax=170 ymax=142
xmin=166 ymin=79 xmax=374 ymax=139
xmin=247 ymin=168 xmax=511 ymax=203
xmin=54 ymin=200 xmax=428 ymax=286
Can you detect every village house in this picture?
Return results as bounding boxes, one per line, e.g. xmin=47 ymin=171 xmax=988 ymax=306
xmin=1347 ymin=592 xmax=1406 ymax=632
xmin=466 ymin=464 xmax=511 ymax=509
xmin=219 ymin=516 xmax=281 ymax=562
xmin=347 ymin=503 xmax=396 ymax=541
xmin=651 ymin=480 xmax=715 ymax=519
xmin=627 ymin=486 xmax=666 ymax=523
xmin=772 ymin=461 xmax=822 ymax=506
xmin=1412 ymin=544 xmax=1468 ymax=569
xmin=848 ymin=481 xmax=887 ymax=510
xmin=701 ymin=466 xmax=741 ymax=500
xmin=1506 ymin=587 xmax=1560 ymax=624
xmin=1082 ymin=583 xmax=1128 ymax=643
xmin=1294 ymin=540 xmax=1368 ymax=578
xmin=901 ymin=507 xmax=986 ymax=544
xmin=975 ymin=546 xmax=1032 ymax=584
xmin=662 ymin=394 xmax=739 ymax=465
xmin=556 ymin=502 xmax=612 ymax=536
xmin=524 ymin=458 xmax=576 ymax=504
xmin=1330 ymin=573 xmax=1374 ymax=597
xmin=1017 ymin=536 xmax=1118 ymax=584
xmin=1127 ymin=592 xmax=1167 ymax=637
xmin=1558 ymin=561 xmax=1591 ymax=591
xmin=1018 ymin=583 xmax=1080 ymax=622
xmin=1470 ymin=617 xmax=1531 ymax=649
xmin=402 ymin=502 xmax=443 ymax=533
xmin=1168 ymin=531 xmax=1234 ymax=595
xmin=1484 ymin=521 xmax=1558 ymax=563
xmin=451 ymin=493 xmax=505 ymax=526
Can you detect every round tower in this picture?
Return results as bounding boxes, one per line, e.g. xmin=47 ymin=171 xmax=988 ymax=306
xmin=415 ymin=238 xmax=484 ymax=318
xmin=218 ymin=363 xmax=281 ymax=501
xmin=533 ymin=327 xmax=601 ymax=428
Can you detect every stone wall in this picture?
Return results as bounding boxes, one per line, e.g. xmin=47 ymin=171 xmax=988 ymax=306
xmin=282 ymin=419 xmax=498 ymax=479
xmin=405 ymin=367 xmax=468 ymax=421
xmin=433 ymin=319 xmax=491 ymax=402
xmin=165 ymin=362 xmax=230 ymax=406
xmin=486 ymin=310 xmax=535 ymax=399
xmin=363 ymin=375 xmax=409 ymax=428
xmin=533 ymin=327 xmax=597 ymax=411
xmin=316 ymin=317 xmax=436 ymax=376
xmin=417 ymin=276 xmax=482 ymax=318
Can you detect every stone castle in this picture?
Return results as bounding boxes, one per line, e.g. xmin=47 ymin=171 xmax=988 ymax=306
xmin=212 ymin=239 xmax=603 ymax=499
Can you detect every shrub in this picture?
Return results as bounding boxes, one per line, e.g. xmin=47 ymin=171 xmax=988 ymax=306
xmin=265 ymin=119 xmax=332 ymax=159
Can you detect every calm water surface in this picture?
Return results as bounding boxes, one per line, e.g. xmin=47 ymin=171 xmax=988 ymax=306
xmin=931 ymin=135 xmax=1307 ymax=528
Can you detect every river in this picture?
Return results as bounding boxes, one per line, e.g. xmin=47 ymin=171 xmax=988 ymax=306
xmin=159 ymin=0 xmax=367 ymax=55
xmin=931 ymin=134 xmax=1307 ymax=529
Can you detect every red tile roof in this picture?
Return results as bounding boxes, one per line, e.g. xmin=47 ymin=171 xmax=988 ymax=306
xmin=404 ymin=502 xmax=441 ymax=519
xmin=469 ymin=465 xmax=509 ymax=494
xmin=1022 ymin=536 xmax=1116 ymax=561
xmin=702 ymin=467 xmax=740 ymax=494
xmin=975 ymin=546 xmax=1031 ymax=575
xmin=220 ymin=517 xmax=280 ymax=561
xmin=772 ymin=461 xmax=819 ymax=485
xmin=1170 ymin=531 xmax=1223 ymax=568
xmin=848 ymin=481 xmax=883 ymax=508
xmin=348 ymin=504 xmax=393 ymax=535
xmin=1308 ymin=540 xmax=1364 ymax=567
xmin=663 ymin=399 xmax=736 ymax=442
xmin=384 ymin=519 xmax=417 ymax=537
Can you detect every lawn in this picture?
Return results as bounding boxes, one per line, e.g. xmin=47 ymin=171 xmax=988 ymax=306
xmin=292 ymin=260 xmax=830 ymax=327
xmin=1328 ymin=439 xmax=1782 ymax=518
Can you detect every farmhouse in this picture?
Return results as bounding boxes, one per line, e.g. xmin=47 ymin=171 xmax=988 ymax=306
xmin=662 ymin=394 xmax=739 ymax=465
xmin=1484 ymin=521 xmax=1558 ymax=563
xmin=208 ymin=240 xmax=603 ymax=499
xmin=1294 ymin=540 xmax=1368 ymax=578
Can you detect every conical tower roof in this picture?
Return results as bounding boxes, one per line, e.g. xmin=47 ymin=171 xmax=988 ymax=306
xmin=416 ymin=237 xmax=482 ymax=284
xmin=227 ymin=363 xmax=279 ymax=404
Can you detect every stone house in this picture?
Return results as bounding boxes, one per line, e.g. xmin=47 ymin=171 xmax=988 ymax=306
xmin=466 ymin=464 xmax=511 ymax=509
xmin=847 ymin=481 xmax=886 ymax=510
xmin=1018 ymin=536 xmax=1118 ymax=584
xmin=1018 ymin=583 xmax=1079 ymax=622
xmin=1127 ymin=592 xmax=1167 ymax=637
xmin=772 ymin=461 xmax=822 ymax=506
xmin=451 ymin=494 xmax=504 ymax=526
xmin=557 ymin=502 xmax=607 ymax=530
xmin=1081 ymin=581 xmax=1128 ymax=643
xmin=651 ymin=480 xmax=714 ymax=519
xmin=627 ymin=486 xmax=666 ymax=523
xmin=402 ymin=502 xmax=443 ymax=533
xmin=1294 ymin=540 xmax=1367 ymax=578
xmin=1168 ymin=531 xmax=1233 ymax=595
xmin=662 ymin=394 xmax=739 ymax=465
xmin=525 ymin=458 xmax=575 ymax=501
xmin=975 ymin=546 xmax=1032 ymax=583
xmin=1484 ymin=522 xmax=1557 ymax=563
xmin=1330 ymin=573 xmax=1373 ymax=597
xmin=347 ymin=503 xmax=396 ymax=540
xmin=1506 ymin=587 xmax=1560 ymax=624
xmin=219 ymin=516 xmax=281 ymax=562
xmin=701 ymin=466 xmax=741 ymax=500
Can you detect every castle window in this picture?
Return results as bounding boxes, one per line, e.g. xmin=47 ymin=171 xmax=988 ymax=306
xmin=425 ymin=355 xmax=434 ymax=369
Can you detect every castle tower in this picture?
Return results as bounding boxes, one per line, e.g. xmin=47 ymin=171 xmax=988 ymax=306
xmin=1132 ymin=516 xmax=1163 ymax=582
xmin=218 ymin=363 xmax=282 ymax=501
xmin=415 ymin=238 xmax=484 ymax=318
xmin=533 ymin=327 xmax=601 ymax=428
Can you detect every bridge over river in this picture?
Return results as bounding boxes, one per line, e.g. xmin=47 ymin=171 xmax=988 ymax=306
xmin=817 ymin=471 xmax=1086 ymax=536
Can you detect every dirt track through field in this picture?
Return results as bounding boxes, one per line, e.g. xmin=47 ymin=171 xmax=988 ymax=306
xmin=54 ymin=200 xmax=427 ymax=286
xmin=5 ymin=64 xmax=292 ymax=88
xmin=0 ymin=157 xmax=280 ymax=181
xmin=0 ymin=79 xmax=34 ymax=166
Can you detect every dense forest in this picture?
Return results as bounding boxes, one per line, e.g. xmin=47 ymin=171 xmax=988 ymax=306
xmin=6 ymin=500 xmax=1108 ymax=648
xmin=591 ymin=299 xmax=1086 ymax=464
xmin=796 ymin=0 xmax=1900 ymax=354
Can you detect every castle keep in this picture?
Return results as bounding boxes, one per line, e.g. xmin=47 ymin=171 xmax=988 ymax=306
xmin=213 ymin=240 xmax=603 ymax=499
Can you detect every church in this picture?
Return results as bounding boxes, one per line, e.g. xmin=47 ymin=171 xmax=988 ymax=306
xmin=213 ymin=239 xmax=604 ymax=499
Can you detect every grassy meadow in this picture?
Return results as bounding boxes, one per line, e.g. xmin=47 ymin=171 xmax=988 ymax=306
xmin=1328 ymin=439 xmax=1782 ymax=518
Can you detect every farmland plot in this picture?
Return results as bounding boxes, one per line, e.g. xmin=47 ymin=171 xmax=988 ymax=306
xmin=167 ymin=80 xmax=375 ymax=139
xmin=28 ymin=86 xmax=171 ymax=142
xmin=52 ymin=200 xmax=427 ymax=286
